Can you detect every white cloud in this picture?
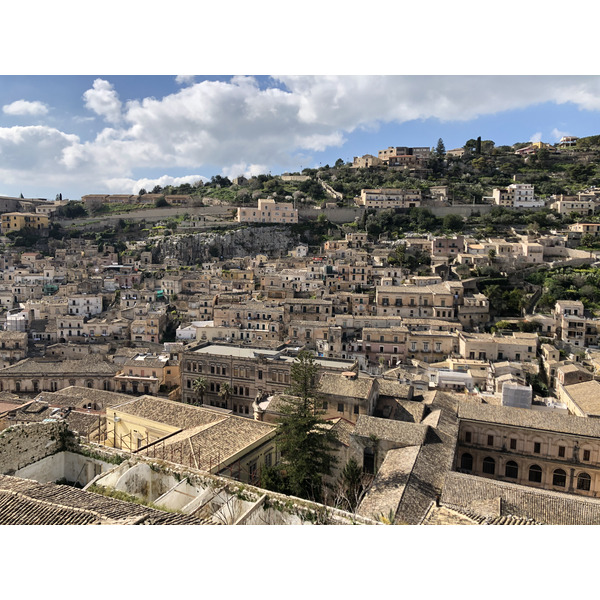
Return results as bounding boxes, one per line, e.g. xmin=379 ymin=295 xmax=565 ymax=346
xmin=551 ymin=127 xmax=570 ymax=141
xmin=104 ymin=174 xmax=208 ymax=194
xmin=83 ymin=78 xmax=122 ymax=123
xmin=221 ymin=163 xmax=269 ymax=179
xmin=2 ymin=99 xmax=49 ymax=116
xmin=6 ymin=75 xmax=600 ymax=198
xmin=530 ymin=131 xmax=543 ymax=143
xmin=175 ymin=75 xmax=195 ymax=86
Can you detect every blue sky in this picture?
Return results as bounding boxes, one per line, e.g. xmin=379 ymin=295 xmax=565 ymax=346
xmin=2 ymin=75 xmax=600 ymax=200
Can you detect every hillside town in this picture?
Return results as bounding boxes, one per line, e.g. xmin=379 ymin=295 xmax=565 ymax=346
xmin=4 ymin=135 xmax=600 ymax=525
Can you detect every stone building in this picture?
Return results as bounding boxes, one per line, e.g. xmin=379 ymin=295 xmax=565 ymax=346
xmin=0 ymin=331 xmax=28 ymax=368
xmin=237 ymin=199 xmax=298 ymax=224
xmin=456 ymin=403 xmax=600 ymax=498
xmin=0 ymin=356 xmax=119 ymax=393
xmin=180 ymin=343 xmax=356 ymax=416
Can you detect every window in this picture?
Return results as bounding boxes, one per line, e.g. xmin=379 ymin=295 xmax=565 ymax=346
xmin=363 ymin=447 xmax=375 ymax=474
xmin=482 ymin=457 xmax=495 ymax=475
xmin=322 ymin=401 xmax=328 ymax=410
xmin=460 ymin=453 xmax=473 ymax=471
xmin=553 ymin=469 xmax=566 ymax=487
xmin=465 ymin=431 xmax=472 ymax=443
xmin=337 ymin=403 xmax=344 ymax=413
xmin=583 ymin=449 xmax=591 ymax=461
xmin=558 ymin=445 xmax=566 ymax=458
xmin=534 ymin=442 xmax=541 ymax=454
xmin=505 ymin=461 xmax=518 ymax=479
xmin=510 ymin=438 xmax=517 ymax=450
xmin=529 ymin=464 xmax=543 ymax=483
xmin=577 ymin=472 xmax=591 ymax=491
xmin=487 ymin=434 xmax=494 ymax=446
xmin=354 ymin=405 xmax=359 ymax=415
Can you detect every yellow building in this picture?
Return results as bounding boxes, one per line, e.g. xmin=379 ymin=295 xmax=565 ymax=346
xmin=1 ymin=212 xmax=49 ymax=234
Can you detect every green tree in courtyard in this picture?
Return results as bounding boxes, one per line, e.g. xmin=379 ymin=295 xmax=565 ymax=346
xmin=261 ymin=350 xmax=338 ymax=503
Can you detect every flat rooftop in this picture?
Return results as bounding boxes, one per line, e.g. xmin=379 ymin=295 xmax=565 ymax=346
xmin=190 ymin=344 xmax=354 ymax=369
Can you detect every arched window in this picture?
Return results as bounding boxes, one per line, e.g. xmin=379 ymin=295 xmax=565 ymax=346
xmin=505 ymin=461 xmax=519 ymax=479
xmin=460 ymin=453 xmax=473 ymax=472
xmin=577 ymin=472 xmax=591 ymax=491
xmin=528 ymin=464 xmax=543 ymax=483
xmin=482 ymin=456 xmax=495 ymax=475
xmin=553 ymin=469 xmax=566 ymax=487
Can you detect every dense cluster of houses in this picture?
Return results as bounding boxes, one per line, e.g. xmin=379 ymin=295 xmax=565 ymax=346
xmin=3 ymin=161 xmax=600 ymax=523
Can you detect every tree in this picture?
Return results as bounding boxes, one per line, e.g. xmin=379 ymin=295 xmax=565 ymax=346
xmin=219 ymin=382 xmax=232 ymax=409
xmin=435 ymin=138 xmax=446 ymax=157
xmin=151 ymin=185 xmax=163 ymax=194
xmin=334 ymin=158 xmax=345 ymax=168
xmin=155 ymin=196 xmax=168 ymax=208
xmin=464 ymin=138 xmax=478 ymax=153
xmin=331 ymin=457 xmax=372 ymax=513
xmin=138 ymin=188 xmax=147 ymax=195
xmin=192 ymin=376 xmax=207 ymax=405
xmin=261 ymin=351 xmax=338 ymax=503
xmin=442 ymin=213 xmax=464 ymax=232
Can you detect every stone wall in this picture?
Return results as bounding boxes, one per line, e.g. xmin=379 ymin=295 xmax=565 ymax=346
xmin=154 ymin=227 xmax=300 ymax=264
xmin=0 ymin=421 xmax=70 ymax=475
xmin=299 ymin=207 xmax=364 ymax=224
xmin=427 ymin=204 xmax=495 ymax=218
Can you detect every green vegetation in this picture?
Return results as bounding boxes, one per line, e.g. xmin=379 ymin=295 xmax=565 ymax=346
xmin=526 ymin=265 xmax=600 ymax=312
xmin=87 ymin=484 xmax=182 ymax=513
xmin=60 ymin=201 xmax=88 ymax=218
xmin=260 ymin=351 xmax=338 ymax=504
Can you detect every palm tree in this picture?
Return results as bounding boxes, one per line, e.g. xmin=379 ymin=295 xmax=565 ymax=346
xmin=219 ymin=382 xmax=232 ymax=409
xmin=192 ymin=376 xmax=207 ymax=405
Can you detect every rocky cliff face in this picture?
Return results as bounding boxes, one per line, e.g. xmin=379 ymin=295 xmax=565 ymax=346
xmin=153 ymin=226 xmax=300 ymax=264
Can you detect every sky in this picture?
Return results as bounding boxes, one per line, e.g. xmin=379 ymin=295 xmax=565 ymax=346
xmin=4 ymin=1 xmax=594 ymax=592
xmin=2 ymin=74 xmax=600 ymax=200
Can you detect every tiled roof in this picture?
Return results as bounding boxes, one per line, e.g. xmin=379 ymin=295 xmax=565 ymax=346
xmin=393 ymin=400 xmax=426 ymax=423
xmin=113 ymin=396 xmax=226 ymax=430
xmin=325 ymin=417 xmax=355 ymax=447
xmin=0 ymin=475 xmax=209 ymax=525
xmin=441 ymin=471 xmax=600 ymax=525
xmin=318 ymin=373 xmax=374 ymax=399
xmin=458 ymin=400 xmax=600 ymax=437
xmin=377 ymin=380 xmax=412 ymax=399
xmin=353 ymin=415 xmax=428 ymax=446
xmin=421 ymin=503 xmax=539 ymax=525
xmin=0 ymin=357 xmax=118 ymax=375
xmin=37 ymin=387 xmax=131 ymax=409
xmin=392 ymin=391 xmax=460 ymax=524
xmin=357 ymin=446 xmax=421 ymax=522
xmin=562 ymin=380 xmax=600 ymax=416
xmin=148 ymin=416 xmax=275 ymax=472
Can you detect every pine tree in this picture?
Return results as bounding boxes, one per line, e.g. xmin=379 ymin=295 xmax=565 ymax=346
xmin=261 ymin=351 xmax=337 ymax=503
xmin=435 ymin=138 xmax=446 ymax=157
